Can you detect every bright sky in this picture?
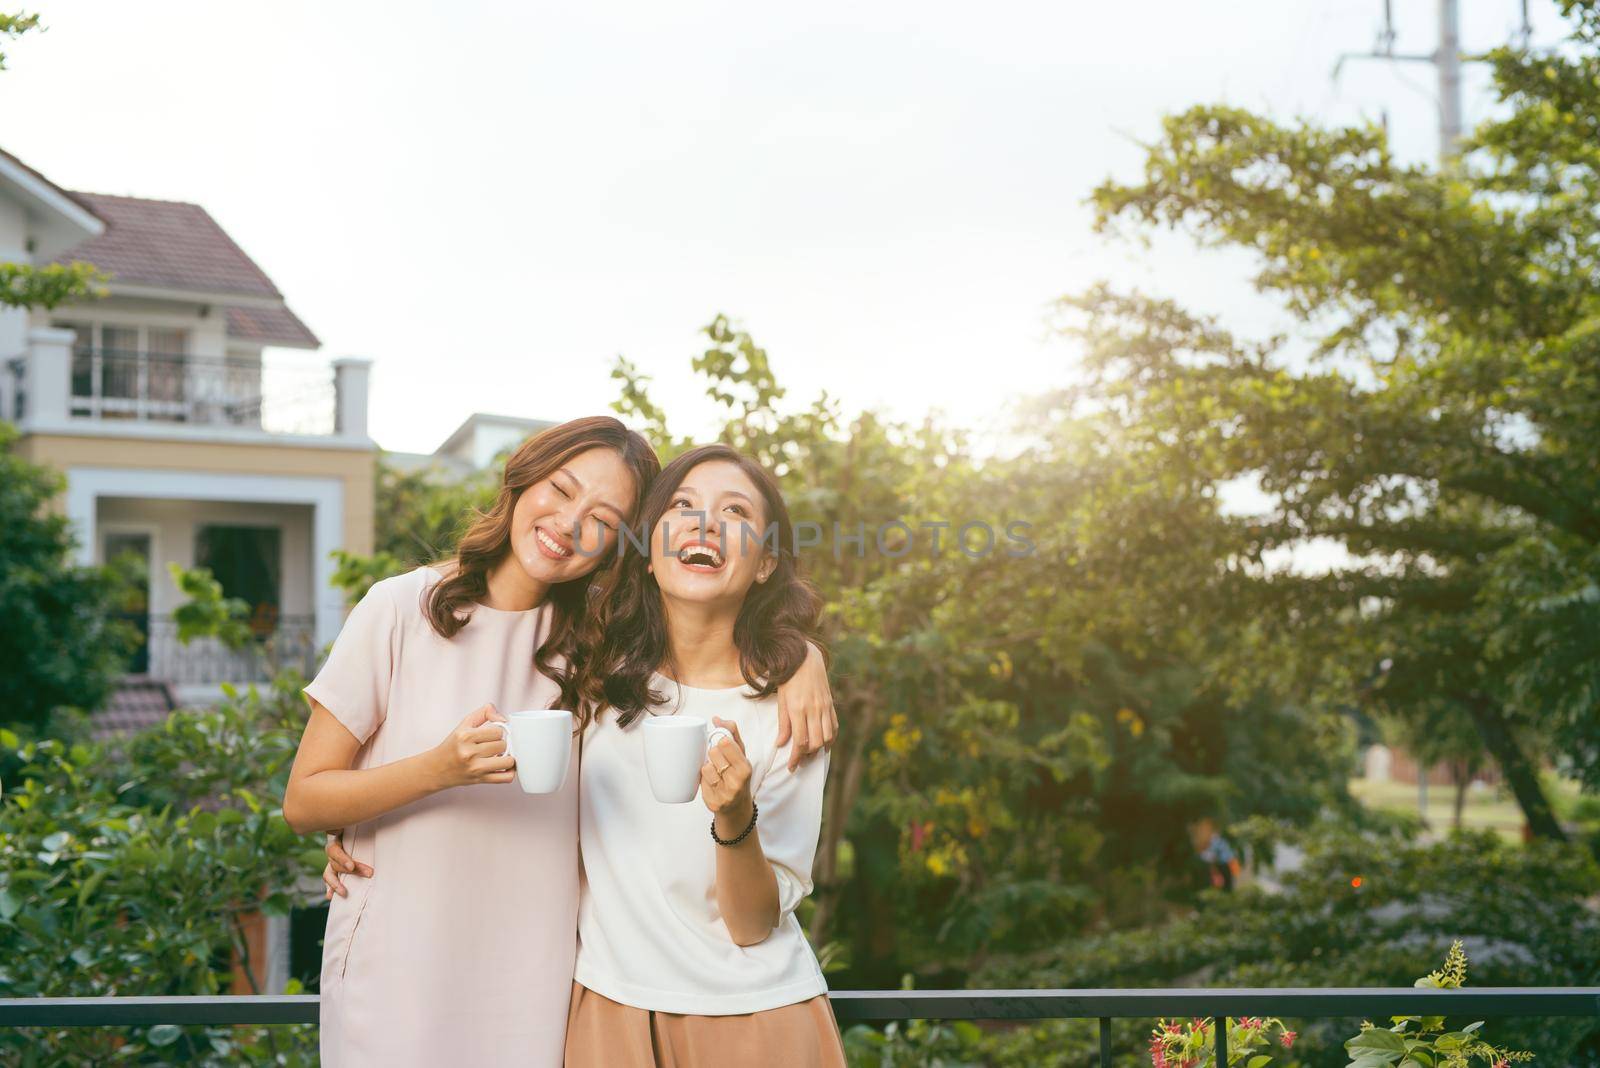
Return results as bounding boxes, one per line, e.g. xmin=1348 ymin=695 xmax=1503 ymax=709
xmin=3 ymin=0 xmax=1571 ymax=454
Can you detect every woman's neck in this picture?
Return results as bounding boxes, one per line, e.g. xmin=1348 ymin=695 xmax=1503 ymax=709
xmin=660 ymin=598 xmax=744 ymax=688
xmin=480 ymin=553 xmax=551 ymax=612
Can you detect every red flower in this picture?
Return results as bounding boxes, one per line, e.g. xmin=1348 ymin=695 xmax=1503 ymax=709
xmin=1281 ymin=1030 xmax=1297 ymax=1048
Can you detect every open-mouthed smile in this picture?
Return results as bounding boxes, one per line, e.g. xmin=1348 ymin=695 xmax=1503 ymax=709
xmin=675 ymin=539 xmax=725 ymax=571
xmin=534 ymin=526 xmax=573 ymax=560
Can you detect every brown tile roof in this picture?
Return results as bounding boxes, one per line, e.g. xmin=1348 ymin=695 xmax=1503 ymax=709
xmin=225 ymin=304 xmax=320 ymax=349
xmin=51 ymin=191 xmax=320 ymax=348
xmin=57 ymin=192 xmax=283 ymax=297
xmin=93 ymin=676 xmax=178 ymax=742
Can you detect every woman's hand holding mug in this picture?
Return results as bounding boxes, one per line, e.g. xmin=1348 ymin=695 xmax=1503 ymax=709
xmin=700 ymin=717 xmax=754 ymax=836
xmin=427 ymin=703 xmax=516 ymax=790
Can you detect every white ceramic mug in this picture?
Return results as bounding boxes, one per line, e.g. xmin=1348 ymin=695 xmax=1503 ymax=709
xmin=642 ymin=715 xmax=734 ymax=803
xmin=489 ymin=710 xmax=574 ymax=794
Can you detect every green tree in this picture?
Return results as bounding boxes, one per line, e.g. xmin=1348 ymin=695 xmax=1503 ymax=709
xmin=373 ymin=455 xmax=496 ymax=566
xmin=329 ymin=456 xmax=496 ymax=603
xmin=0 ymin=423 xmax=133 ymax=730
xmin=1061 ymin=0 xmax=1600 ymax=838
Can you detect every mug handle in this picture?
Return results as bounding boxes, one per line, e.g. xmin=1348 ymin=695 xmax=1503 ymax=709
xmin=707 ymin=725 xmax=734 ymax=756
xmin=489 ymin=721 xmax=516 ymax=761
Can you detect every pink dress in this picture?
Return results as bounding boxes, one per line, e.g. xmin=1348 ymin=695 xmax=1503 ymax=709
xmin=305 ymin=566 xmax=576 ymax=1067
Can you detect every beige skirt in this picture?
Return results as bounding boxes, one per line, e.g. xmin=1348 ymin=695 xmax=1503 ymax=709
xmin=564 ymin=981 xmax=847 ymax=1068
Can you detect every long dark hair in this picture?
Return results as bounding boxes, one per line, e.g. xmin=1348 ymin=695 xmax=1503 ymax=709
xmin=575 ymin=444 xmax=822 ymax=728
xmin=425 ymin=415 xmax=660 ymax=707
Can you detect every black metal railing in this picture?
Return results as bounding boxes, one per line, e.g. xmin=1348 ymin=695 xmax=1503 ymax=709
xmin=64 ymin=349 xmax=335 ymax=435
xmin=120 ymin=613 xmax=319 ymax=685
xmin=1 ymin=988 xmax=1596 ymax=1064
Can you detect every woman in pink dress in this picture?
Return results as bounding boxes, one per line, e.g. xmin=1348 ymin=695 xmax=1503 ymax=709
xmin=285 ymin=417 xmax=836 ymax=1067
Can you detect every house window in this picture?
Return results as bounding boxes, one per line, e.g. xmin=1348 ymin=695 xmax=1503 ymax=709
xmin=147 ymin=328 xmax=188 ymax=355
xmin=146 ymin=328 xmax=189 ymax=411
xmin=53 ymin=321 xmax=195 ymax=421
xmin=194 ymin=525 xmax=281 ymax=632
xmin=100 ymin=326 xmax=140 ymax=408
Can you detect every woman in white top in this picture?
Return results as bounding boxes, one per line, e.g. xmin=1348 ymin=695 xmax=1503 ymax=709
xmin=565 ymin=443 xmax=845 ymax=1067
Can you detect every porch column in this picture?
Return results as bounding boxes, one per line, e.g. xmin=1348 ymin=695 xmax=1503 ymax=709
xmin=22 ymin=326 xmax=74 ymax=430
xmin=311 ymin=486 xmax=346 ymax=651
xmin=332 ymin=357 xmax=372 ymax=442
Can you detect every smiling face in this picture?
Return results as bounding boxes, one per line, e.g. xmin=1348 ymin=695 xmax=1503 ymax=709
xmin=507 ymin=446 xmax=636 ymax=585
xmin=648 ymin=460 xmax=776 ymax=608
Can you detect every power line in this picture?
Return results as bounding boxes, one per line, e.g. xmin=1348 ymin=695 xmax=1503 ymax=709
xmin=1332 ymin=0 xmax=1533 ymax=166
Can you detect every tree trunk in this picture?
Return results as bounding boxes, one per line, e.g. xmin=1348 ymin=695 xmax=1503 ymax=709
xmin=1464 ymin=696 xmax=1565 ymax=841
xmin=809 ymin=686 xmax=879 ymax=947
xmin=1451 ymin=762 xmax=1469 ymax=831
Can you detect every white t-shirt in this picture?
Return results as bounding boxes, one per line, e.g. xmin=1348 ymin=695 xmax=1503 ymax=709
xmin=575 ymin=673 xmax=830 ymax=1015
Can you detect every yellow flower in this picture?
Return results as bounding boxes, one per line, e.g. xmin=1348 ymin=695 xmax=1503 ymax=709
xmin=882 ymin=713 xmax=923 ymax=755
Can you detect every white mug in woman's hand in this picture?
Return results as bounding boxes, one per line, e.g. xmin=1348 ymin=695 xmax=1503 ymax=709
xmin=490 ymin=710 xmax=574 ymax=794
xmin=642 ymin=716 xmax=732 ymax=803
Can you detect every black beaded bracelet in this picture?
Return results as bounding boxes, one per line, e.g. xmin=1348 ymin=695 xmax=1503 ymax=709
xmin=710 ymin=801 xmax=759 ymax=847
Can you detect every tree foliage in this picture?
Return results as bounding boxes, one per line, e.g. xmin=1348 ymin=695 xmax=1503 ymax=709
xmin=0 ymin=422 xmax=133 ymax=731
xmin=0 ymin=676 xmax=322 ymax=1065
xmin=1061 ymin=0 xmax=1600 ymax=835
xmin=0 ymin=9 xmax=38 ymax=69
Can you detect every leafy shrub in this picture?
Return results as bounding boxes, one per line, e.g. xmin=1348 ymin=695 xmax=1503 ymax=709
xmin=0 ymin=672 xmax=322 ymax=1065
xmin=972 ymin=822 xmax=1600 ymax=1066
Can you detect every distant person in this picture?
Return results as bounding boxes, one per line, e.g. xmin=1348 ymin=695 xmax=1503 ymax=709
xmin=1191 ymin=818 xmax=1241 ymax=891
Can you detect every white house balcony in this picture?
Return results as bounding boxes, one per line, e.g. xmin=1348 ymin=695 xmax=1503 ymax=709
xmin=5 ymin=326 xmax=371 ymax=444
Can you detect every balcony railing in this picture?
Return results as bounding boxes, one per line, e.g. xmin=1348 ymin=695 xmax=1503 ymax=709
xmin=1 ymin=988 xmax=1597 ymax=1064
xmin=119 ymin=613 xmax=318 ymax=685
xmin=67 ymin=349 xmax=336 ymax=436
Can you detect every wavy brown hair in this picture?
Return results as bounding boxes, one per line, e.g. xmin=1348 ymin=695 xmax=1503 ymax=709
xmin=425 ymin=415 xmax=660 ymax=706
xmin=575 ymin=443 xmax=823 ymax=728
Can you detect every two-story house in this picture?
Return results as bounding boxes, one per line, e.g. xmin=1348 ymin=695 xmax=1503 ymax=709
xmin=1 ymin=146 xmax=375 ymax=704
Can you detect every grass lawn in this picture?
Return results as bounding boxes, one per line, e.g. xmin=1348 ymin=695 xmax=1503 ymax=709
xmin=1347 ymin=775 xmax=1588 ymax=841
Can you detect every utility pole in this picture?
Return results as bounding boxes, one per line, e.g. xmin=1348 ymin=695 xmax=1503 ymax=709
xmin=1334 ymin=0 xmax=1531 ymax=167
xmin=1438 ymin=0 xmax=1463 ymax=161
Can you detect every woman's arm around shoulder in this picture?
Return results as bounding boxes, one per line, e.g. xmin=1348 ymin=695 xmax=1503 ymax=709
xmin=774 ymin=641 xmax=838 ymax=771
